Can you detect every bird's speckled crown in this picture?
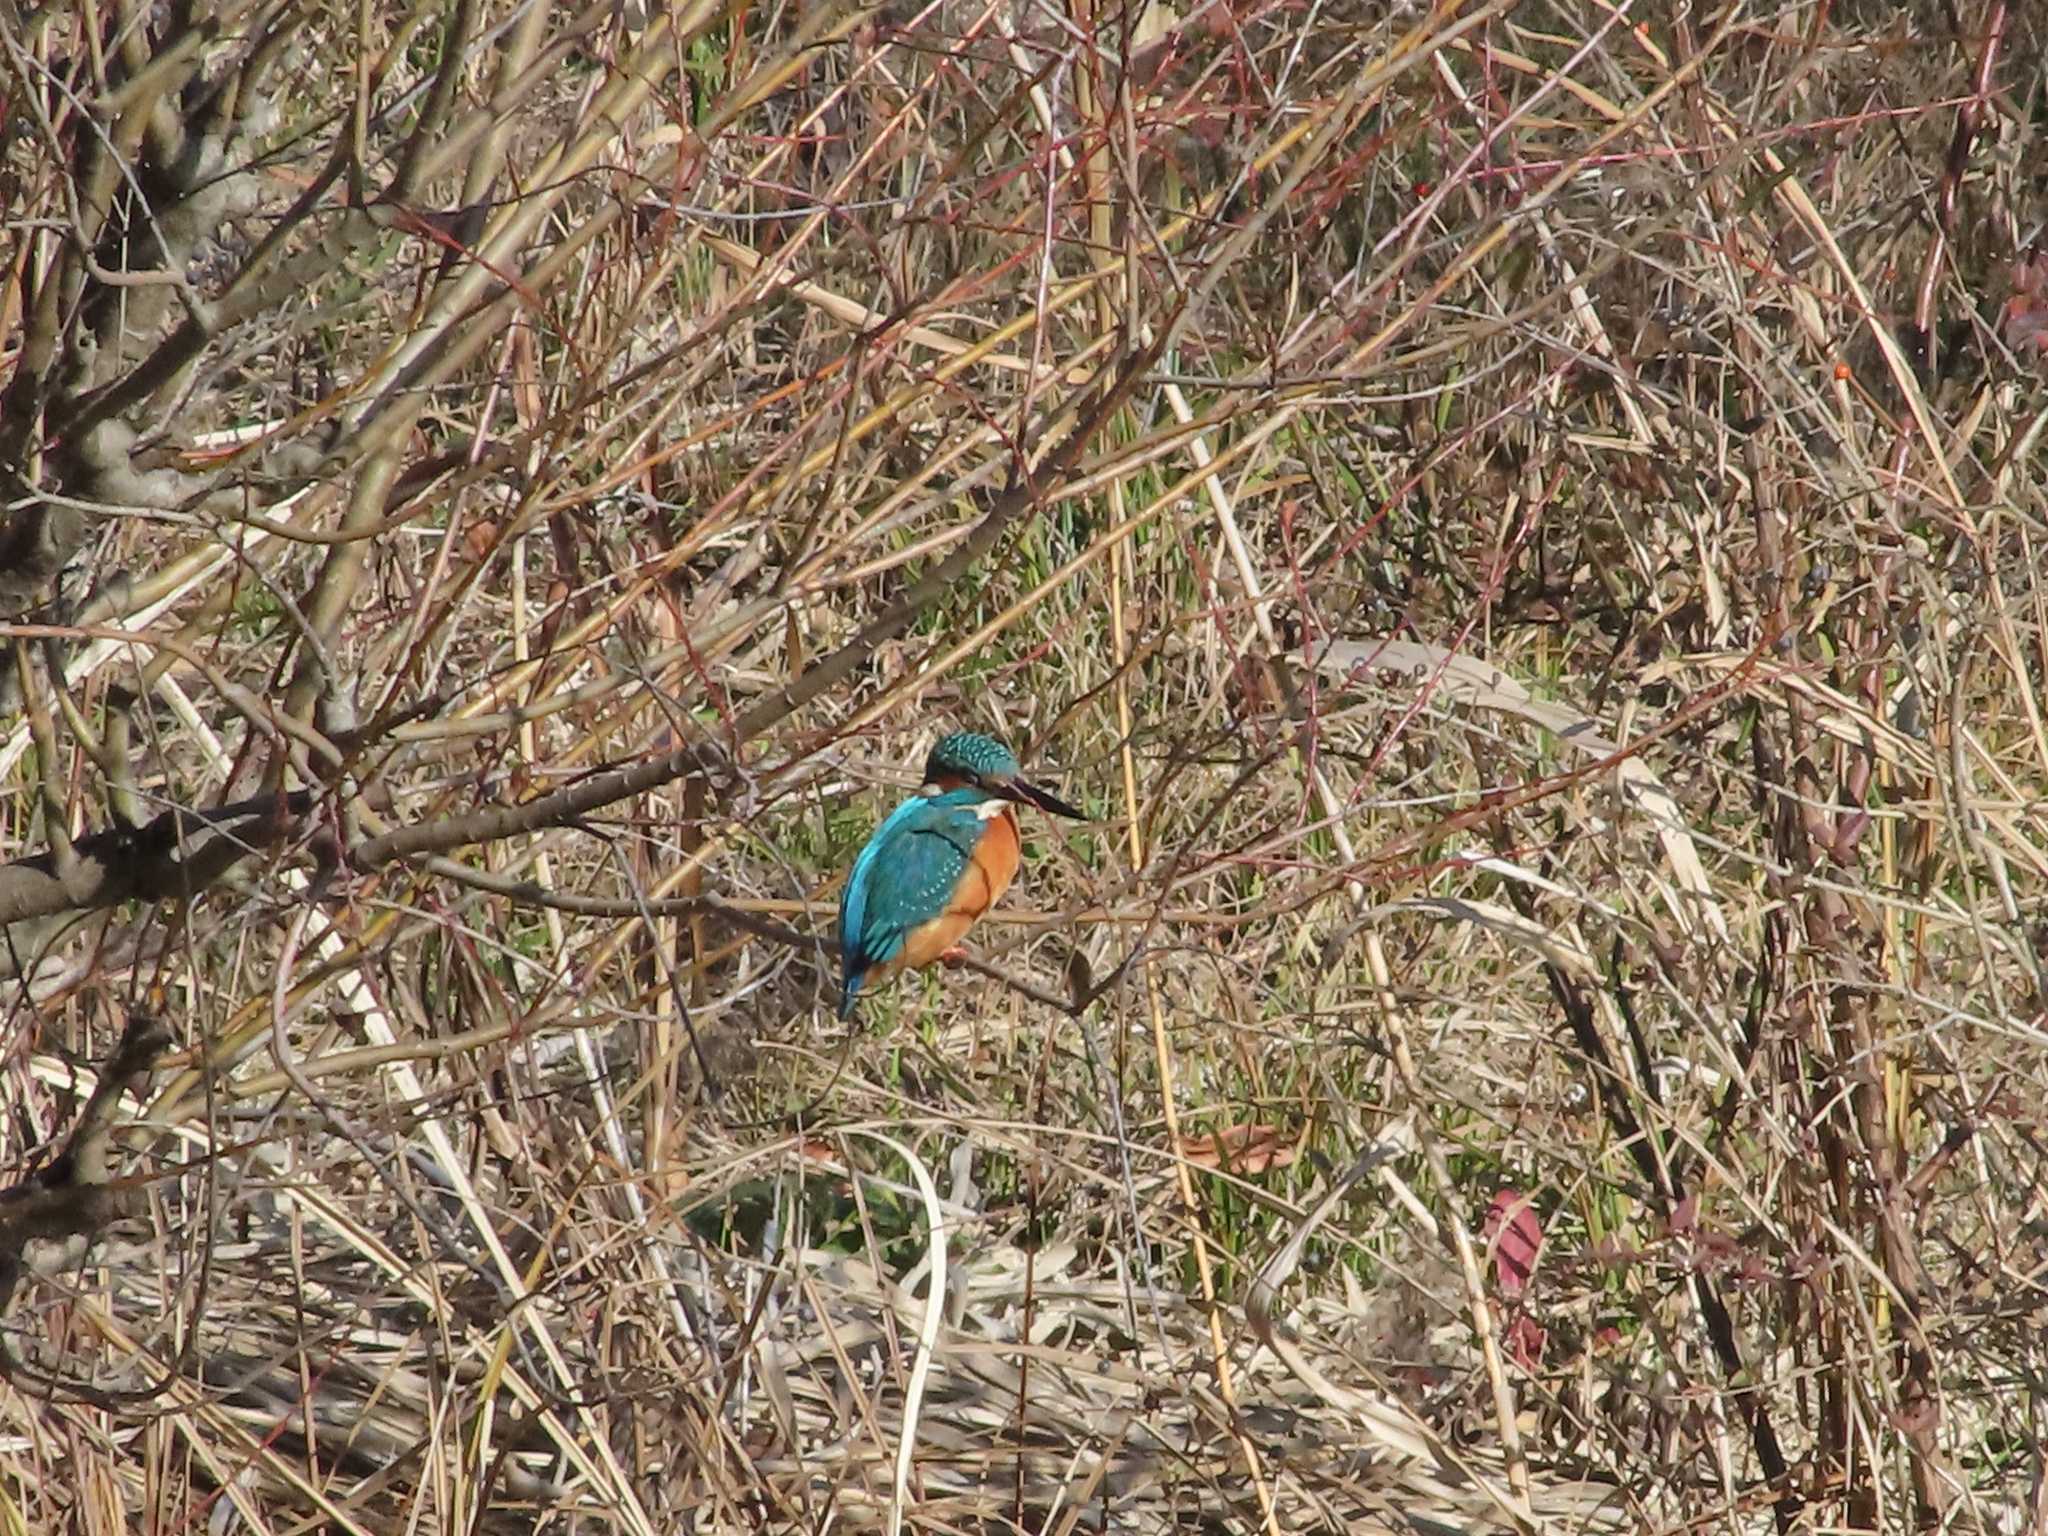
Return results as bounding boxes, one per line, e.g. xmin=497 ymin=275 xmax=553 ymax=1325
xmin=923 ymin=731 xmax=1019 ymax=783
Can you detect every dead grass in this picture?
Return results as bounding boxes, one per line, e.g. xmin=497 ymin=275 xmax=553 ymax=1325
xmin=1 ymin=0 xmax=2046 ymax=1531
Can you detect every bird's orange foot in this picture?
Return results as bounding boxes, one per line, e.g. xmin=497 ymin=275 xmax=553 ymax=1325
xmin=938 ymin=946 xmax=971 ymax=969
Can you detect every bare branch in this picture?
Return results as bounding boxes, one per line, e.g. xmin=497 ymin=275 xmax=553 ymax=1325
xmin=0 ymin=1013 xmax=175 ymax=1317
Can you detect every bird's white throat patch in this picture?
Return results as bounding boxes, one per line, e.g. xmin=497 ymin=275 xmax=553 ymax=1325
xmin=918 ymin=784 xmax=1009 ymax=819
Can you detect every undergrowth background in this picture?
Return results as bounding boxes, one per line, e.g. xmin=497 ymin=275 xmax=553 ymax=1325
xmin=1 ymin=0 xmax=2045 ymax=1530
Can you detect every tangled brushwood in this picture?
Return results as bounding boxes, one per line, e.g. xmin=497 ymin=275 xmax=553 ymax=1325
xmin=1 ymin=1 xmax=2045 ymax=1531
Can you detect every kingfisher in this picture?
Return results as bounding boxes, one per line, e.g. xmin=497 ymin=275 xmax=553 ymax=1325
xmin=837 ymin=731 xmax=1085 ymax=1018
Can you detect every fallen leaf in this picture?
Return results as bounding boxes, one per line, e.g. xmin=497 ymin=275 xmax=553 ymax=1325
xmin=1484 ymin=1189 xmax=1543 ymax=1299
xmin=2003 ymin=247 xmax=2048 ymax=356
xmin=1177 ymin=1124 xmax=1300 ymax=1173
xmin=1504 ymin=1312 xmax=1549 ymax=1371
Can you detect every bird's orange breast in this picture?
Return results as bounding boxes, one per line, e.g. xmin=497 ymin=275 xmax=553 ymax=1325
xmin=964 ymin=805 xmax=1022 ymax=913
xmin=894 ymin=806 xmax=1021 ymax=972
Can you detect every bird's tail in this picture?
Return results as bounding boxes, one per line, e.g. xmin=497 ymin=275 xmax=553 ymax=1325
xmin=838 ymin=972 xmax=862 ymax=1020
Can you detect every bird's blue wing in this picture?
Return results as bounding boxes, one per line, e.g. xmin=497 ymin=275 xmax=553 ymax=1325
xmin=840 ymin=793 xmax=927 ymax=969
xmin=840 ymin=791 xmax=985 ymax=972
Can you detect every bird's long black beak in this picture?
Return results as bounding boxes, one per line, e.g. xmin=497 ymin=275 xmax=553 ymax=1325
xmin=1002 ymin=777 xmax=1086 ymax=819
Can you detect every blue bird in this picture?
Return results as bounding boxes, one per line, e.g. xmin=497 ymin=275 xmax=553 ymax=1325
xmin=838 ymin=732 xmax=1085 ymax=1018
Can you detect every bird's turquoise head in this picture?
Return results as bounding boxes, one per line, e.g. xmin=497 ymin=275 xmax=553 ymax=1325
xmin=924 ymin=731 xmax=1019 ymax=785
xmin=923 ymin=731 xmax=1085 ymax=819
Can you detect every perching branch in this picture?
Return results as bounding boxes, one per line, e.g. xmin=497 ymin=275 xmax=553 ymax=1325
xmin=0 ymin=792 xmax=311 ymax=929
